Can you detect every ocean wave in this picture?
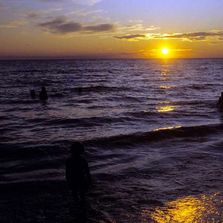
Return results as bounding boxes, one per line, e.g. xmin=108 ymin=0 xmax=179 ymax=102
xmin=42 ymin=116 xmax=133 ymax=127
xmin=70 ymin=85 xmax=129 ymax=93
xmin=85 ymin=123 xmax=223 ymax=146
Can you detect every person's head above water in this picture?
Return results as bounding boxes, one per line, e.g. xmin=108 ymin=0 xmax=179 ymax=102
xmin=41 ymin=86 xmax=46 ymax=92
xmin=70 ymin=142 xmax=85 ymax=157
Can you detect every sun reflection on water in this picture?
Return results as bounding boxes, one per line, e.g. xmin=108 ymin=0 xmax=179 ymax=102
xmin=154 ymin=125 xmax=182 ymax=132
xmin=160 ymin=68 xmax=170 ymax=81
xmin=157 ymin=105 xmax=177 ymax=113
xmin=141 ymin=193 xmax=222 ymax=223
xmin=159 ymin=85 xmax=173 ymax=90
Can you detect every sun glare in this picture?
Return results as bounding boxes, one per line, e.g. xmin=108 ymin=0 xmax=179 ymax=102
xmin=161 ymin=48 xmax=169 ymax=55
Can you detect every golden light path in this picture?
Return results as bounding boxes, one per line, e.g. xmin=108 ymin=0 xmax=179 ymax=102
xmin=154 ymin=125 xmax=182 ymax=132
xmin=159 ymin=85 xmax=173 ymax=90
xmin=141 ymin=193 xmax=222 ymax=223
xmin=156 ymin=105 xmax=177 ymax=113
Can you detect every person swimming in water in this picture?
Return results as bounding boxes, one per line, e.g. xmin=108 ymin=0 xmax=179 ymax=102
xmin=39 ymin=86 xmax=48 ymax=101
xmin=66 ymin=142 xmax=91 ymax=203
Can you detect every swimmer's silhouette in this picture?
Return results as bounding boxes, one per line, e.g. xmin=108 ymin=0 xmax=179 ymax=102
xmin=218 ymin=92 xmax=223 ymax=110
xmin=39 ymin=86 xmax=48 ymax=100
xmin=66 ymin=142 xmax=91 ymax=203
xmin=30 ymin=89 xmax=36 ymax=99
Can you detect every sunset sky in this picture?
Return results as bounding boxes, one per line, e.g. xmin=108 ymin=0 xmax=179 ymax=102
xmin=1 ymin=0 xmax=223 ymax=59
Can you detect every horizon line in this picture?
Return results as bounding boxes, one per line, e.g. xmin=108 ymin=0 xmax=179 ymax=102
xmin=0 ymin=57 xmax=223 ymax=61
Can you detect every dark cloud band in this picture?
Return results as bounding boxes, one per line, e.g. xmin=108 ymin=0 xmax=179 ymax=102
xmin=162 ymin=31 xmax=223 ymax=41
xmin=39 ymin=17 xmax=115 ymax=34
xmin=115 ymin=31 xmax=223 ymax=41
xmin=115 ymin=34 xmax=146 ymax=40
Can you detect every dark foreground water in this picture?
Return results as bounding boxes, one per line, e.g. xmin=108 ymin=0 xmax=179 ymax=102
xmin=0 ymin=59 xmax=223 ymax=222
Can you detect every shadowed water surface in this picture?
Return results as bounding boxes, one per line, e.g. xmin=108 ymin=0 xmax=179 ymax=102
xmin=0 ymin=59 xmax=223 ymax=222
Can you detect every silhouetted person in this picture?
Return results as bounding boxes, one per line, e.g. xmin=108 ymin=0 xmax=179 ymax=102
xmin=39 ymin=86 xmax=48 ymax=101
xmin=218 ymin=92 xmax=223 ymax=110
xmin=30 ymin=89 xmax=36 ymax=99
xmin=66 ymin=142 xmax=91 ymax=203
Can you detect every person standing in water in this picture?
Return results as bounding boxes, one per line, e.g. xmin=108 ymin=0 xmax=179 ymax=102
xmin=217 ymin=92 xmax=223 ymax=111
xmin=39 ymin=86 xmax=48 ymax=101
xmin=218 ymin=92 xmax=223 ymax=105
xmin=66 ymin=142 xmax=91 ymax=203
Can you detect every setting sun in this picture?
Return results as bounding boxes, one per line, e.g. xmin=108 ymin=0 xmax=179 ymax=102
xmin=161 ymin=48 xmax=169 ymax=55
